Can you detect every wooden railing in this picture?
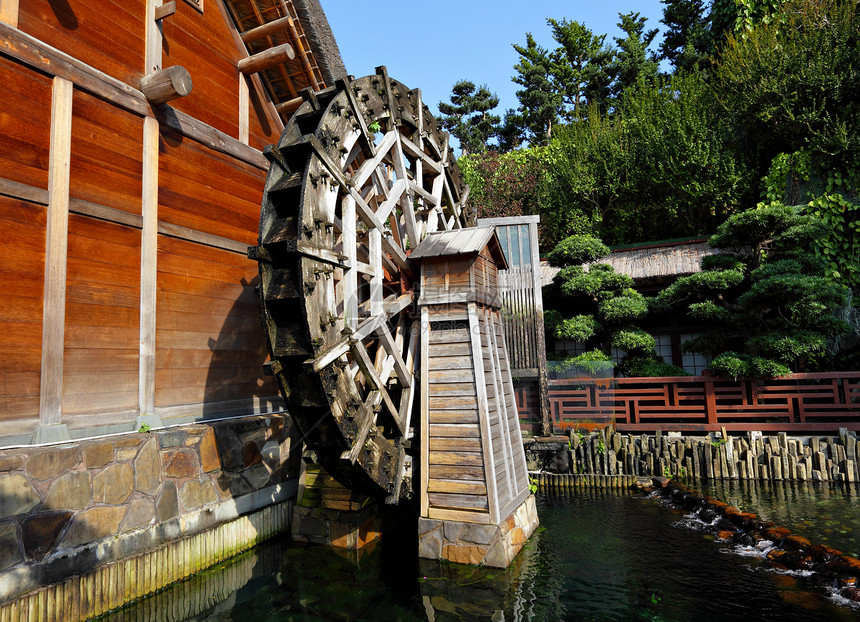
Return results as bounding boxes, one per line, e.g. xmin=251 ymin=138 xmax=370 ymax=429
xmin=515 ymin=372 xmax=860 ymax=434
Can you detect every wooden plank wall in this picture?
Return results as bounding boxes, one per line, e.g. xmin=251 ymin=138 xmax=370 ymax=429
xmin=424 ymin=311 xmax=491 ymax=524
xmin=17 ymin=0 xmax=146 ymax=85
xmin=0 ymin=2 xmax=287 ymax=439
xmin=0 ymin=196 xmax=45 ymax=426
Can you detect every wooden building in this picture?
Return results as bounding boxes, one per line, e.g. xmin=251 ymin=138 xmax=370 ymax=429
xmin=411 ymin=227 xmax=537 ymax=567
xmin=412 ymin=229 xmax=530 ymax=523
xmin=0 ymin=0 xmax=344 ymax=445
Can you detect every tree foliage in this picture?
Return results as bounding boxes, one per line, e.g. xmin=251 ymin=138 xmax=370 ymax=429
xmin=437 ymin=80 xmax=501 ymax=156
xmin=544 ymin=235 xmax=683 ymax=376
xmin=655 ymin=205 xmax=850 ymax=377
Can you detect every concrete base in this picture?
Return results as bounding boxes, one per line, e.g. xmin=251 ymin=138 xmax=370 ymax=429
xmin=31 ymin=423 xmax=70 ymax=444
xmin=134 ymin=413 xmax=164 ymax=431
xmin=417 ymin=494 xmax=539 ymax=568
xmin=291 ymin=501 xmax=383 ymax=550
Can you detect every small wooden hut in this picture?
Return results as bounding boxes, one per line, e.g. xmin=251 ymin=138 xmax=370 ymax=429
xmin=411 ymin=227 xmax=537 ymax=567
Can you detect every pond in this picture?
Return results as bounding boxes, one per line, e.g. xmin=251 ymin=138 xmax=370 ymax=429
xmin=101 ymin=488 xmax=860 ymax=621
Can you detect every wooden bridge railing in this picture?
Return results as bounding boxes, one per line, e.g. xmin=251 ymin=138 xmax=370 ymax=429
xmin=515 ymin=372 xmax=860 ymax=435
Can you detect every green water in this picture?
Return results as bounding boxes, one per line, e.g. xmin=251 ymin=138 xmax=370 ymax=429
xmin=103 ymin=489 xmax=860 ymax=621
xmin=693 ymin=479 xmax=860 ymax=558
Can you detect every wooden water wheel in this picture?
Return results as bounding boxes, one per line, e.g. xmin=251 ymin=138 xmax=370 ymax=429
xmin=252 ymin=67 xmax=475 ymax=501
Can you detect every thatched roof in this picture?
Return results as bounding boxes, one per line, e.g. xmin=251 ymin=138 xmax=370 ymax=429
xmin=540 ymin=239 xmax=717 ymax=288
xmin=223 ymin=0 xmax=346 ymax=122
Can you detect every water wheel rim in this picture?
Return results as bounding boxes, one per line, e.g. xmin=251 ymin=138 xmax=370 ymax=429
xmin=256 ymin=68 xmax=475 ymax=499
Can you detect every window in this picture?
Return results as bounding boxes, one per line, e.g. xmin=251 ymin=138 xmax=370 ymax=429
xmin=679 ymin=333 xmax=711 ymax=375
xmin=653 ymin=334 xmax=673 ymax=365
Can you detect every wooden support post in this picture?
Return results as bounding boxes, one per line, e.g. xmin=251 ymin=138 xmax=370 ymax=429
xmin=37 ymin=77 xmax=73 ymax=437
xmin=140 ymin=66 xmax=192 ymax=104
xmin=704 ymin=378 xmax=718 ymax=426
xmin=145 ymin=0 xmax=164 ymax=74
xmin=238 ymin=74 xmax=249 ymax=145
xmin=237 ymin=43 xmax=295 ymax=75
xmin=138 ymin=117 xmax=159 ymax=422
xmin=0 ymin=0 xmax=19 ymax=27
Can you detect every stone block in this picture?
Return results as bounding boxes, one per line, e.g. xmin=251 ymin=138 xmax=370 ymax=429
xmin=122 ymin=498 xmax=155 ymax=532
xmin=114 ymin=437 xmax=143 ymax=449
xmin=243 ymin=441 xmax=262 ymax=468
xmin=442 ymin=520 xmax=464 ymax=543
xmin=93 ymin=463 xmax=134 ymax=504
xmin=0 ymin=455 xmax=24 ymax=472
xmin=21 ymin=511 xmax=73 ymax=560
xmin=213 ymin=428 xmax=244 ymax=470
xmin=260 ymin=440 xmax=281 ymax=468
xmin=61 ymin=506 xmax=126 ymax=549
xmin=242 ymin=464 xmax=271 ymax=489
xmin=418 ymin=526 xmax=442 ymax=559
xmin=198 ymin=427 xmax=221 ymax=473
xmin=162 ymin=449 xmax=201 ymax=478
xmin=133 ymin=438 xmax=162 ymax=495
xmin=156 ymin=430 xmax=186 ymax=449
xmin=0 ymin=473 xmax=40 ymax=519
xmin=443 ymin=544 xmax=487 ymax=565
xmin=480 ymin=539 xmax=510 ymax=568
xmin=0 ymin=522 xmax=22 ymax=570
xmin=179 ymin=478 xmax=217 ymax=510
xmin=27 ymin=447 xmax=82 ymax=481
xmin=84 ymin=442 xmax=114 ymax=469
xmin=215 ymin=471 xmax=252 ymax=499
xmin=156 ymin=481 xmax=179 ymax=522
xmin=330 ymin=521 xmax=353 ymax=549
xmin=43 ymin=471 xmax=90 ymax=510
xmin=460 ymin=523 xmax=498 ymax=546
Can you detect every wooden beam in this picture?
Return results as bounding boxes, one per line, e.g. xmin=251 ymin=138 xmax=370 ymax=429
xmin=0 ymin=0 xmax=18 ymax=27
xmin=139 ymin=117 xmax=159 ymax=415
xmin=154 ymin=1 xmax=176 ymax=20
xmin=39 ymin=77 xmax=73 ymax=426
xmin=274 ymin=96 xmax=303 ymax=115
xmin=238 ymin=42 xmax=295 ymax=75
xmin=213 ymin=0 xmax=283 ymax=133
xmin=139 ymin=66 xmax=192 ymax=104
xmin=0 ymin=22 xmax=268 ymax=169
xmin=467 ymin=302 xmax=500 ymax=524
xmin=239 ymin=15 xmax=291 ymax=43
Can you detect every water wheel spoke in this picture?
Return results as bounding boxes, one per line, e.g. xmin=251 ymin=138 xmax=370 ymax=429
xmin=350 ymin=340 xmax=404 ymax=436
xmin=257 ymin=70 xmax=474 ymax=497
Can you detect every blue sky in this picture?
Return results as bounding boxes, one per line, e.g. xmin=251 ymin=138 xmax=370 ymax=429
xmin=324 ymin=1 xmax=668 ymax=121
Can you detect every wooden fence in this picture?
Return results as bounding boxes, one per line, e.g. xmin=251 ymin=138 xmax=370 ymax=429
xmin=515 ymin=372 xmax=860 ymax=435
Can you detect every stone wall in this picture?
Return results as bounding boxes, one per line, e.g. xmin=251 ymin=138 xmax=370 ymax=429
xmin=526 ymin=427 xmax=860 ymax=484
xmin=0 ymin=414 xmax=299 ymax=606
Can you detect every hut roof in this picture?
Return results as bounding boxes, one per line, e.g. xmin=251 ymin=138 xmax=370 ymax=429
xmin=410 ymin=227 xmax=508 ymax=269
xmin=540 ymin=239 xmax=717 ymax=287
xmin=223 ymin=0 xmax=347 ymax=122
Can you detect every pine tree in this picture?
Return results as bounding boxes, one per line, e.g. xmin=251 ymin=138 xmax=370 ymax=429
xmin=437 ymin=80 xmax=500 ymax=156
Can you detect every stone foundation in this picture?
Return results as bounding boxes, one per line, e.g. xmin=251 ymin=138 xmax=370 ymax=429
xmin=291 ymin=503 xmax=383 ymax=550
xmin=0 ymin=413 xmax=300 ymax=613
xmin=417 ymin=494 xmax=539 ymax=568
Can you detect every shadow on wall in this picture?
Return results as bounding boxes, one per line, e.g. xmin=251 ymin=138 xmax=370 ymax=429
xmin=200 ymin=275 xmax=282 ymax=422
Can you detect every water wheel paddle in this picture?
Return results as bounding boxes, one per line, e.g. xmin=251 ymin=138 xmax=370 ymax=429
xmin=253 ymin=67 xmax=475 ymax=500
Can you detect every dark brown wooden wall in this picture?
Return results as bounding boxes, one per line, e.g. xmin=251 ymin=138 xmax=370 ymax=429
xmin=0 ymin=196 xmax=45 ymax=423
xmin=0 ymin=5 xmax=288 ymax=437
xmin=0 ymin=57 xmax=52 ymax=189
xmin=158 ymin=128 xmax=263 ymax=243
xmin=155 ymin=236 xmax=277 ymax=410
xmin=18 ymin=0 xmax=146 ymax=85
xmin=63 ymin=215 xmax=141 ymax=418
